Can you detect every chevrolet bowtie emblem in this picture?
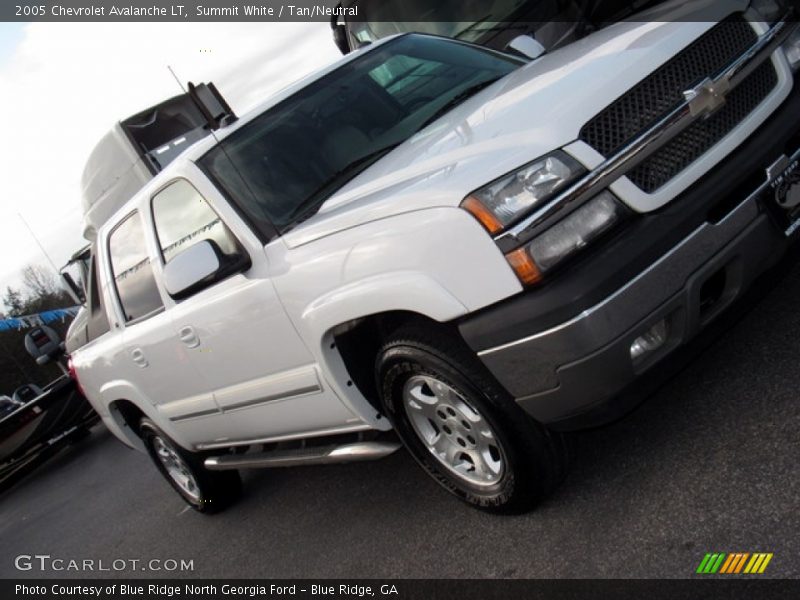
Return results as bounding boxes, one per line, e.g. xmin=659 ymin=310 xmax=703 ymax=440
xmin=683 ymin=75 xmax=732 ymax=118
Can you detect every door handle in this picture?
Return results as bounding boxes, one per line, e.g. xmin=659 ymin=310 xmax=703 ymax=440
xmin=131 ymin=348 xmax=148 ymax=368
xmin=179 ymin=326 xmax=200 ymax=349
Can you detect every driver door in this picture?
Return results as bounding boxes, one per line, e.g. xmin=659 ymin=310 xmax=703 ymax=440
xmin=149 ymin=177 xmax=359 ymax=448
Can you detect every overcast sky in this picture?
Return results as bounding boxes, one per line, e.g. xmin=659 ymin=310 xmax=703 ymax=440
xmin=0 ymin=21 xmax=338 ymax=309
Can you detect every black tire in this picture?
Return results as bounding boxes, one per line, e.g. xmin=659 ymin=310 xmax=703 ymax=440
xmin=376 ymin=323 xmax=568 ymax=513
xmin=139 ymin=418 xmax=241 ymax=514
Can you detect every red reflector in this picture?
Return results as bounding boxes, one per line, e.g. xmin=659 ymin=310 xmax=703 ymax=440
xmin=68 ymin=357 xmax=86 ymax=397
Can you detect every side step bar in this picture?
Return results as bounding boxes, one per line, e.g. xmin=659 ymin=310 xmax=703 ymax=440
xmin=204 ymin=441 xmax=401 ymax=471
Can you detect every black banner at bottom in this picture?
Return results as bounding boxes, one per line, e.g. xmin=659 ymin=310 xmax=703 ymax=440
xmin=4 ymin=579 xmax=800 ymax=600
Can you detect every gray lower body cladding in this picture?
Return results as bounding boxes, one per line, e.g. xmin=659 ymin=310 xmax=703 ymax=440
xmin=481 ymin=203 xmax=787 ymax=426
xmin=458 ymin=84 xmax=800 ymax=428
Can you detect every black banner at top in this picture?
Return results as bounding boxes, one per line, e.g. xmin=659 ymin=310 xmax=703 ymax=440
xmin=3 ymin=1 xmax=800 ymax=23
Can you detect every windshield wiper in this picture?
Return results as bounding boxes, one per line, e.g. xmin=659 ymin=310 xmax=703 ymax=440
xmin=415 ymin=78 xmax=500 ymax=133
xmin=284 ymin=143 xmax=401 ymax=228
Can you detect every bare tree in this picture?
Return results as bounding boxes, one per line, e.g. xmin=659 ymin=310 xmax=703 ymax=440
xmin=3 ymin=286 xmax=24 ymax=317
xmin=21 ymin=264 xmax=59 ymax=299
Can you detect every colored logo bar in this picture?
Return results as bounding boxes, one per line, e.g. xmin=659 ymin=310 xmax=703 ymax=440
xmin=696 ymin=553 xmax=773 ymax=574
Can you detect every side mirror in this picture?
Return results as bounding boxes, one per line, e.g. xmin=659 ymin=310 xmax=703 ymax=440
xmin=505 ymin=35 xmax=546 ymax=61
xmin=332 ymin=23 xmax=350 ymax=54
xmin=330 ymin=5 xmax=350 ymax=54
xmin=163 ymin=239 xmax=249 ymax=300
xmin=163 ymin=240 xmax=221 ymax=299
xmin=60 ymin=271 xmax=86 ymax=305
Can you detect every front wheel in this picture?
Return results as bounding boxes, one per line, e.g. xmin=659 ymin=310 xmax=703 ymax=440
xmin=377 ymin=325 xmax=567 ymax=513
xmin=140 ymin=419 xmax=241 ymax=514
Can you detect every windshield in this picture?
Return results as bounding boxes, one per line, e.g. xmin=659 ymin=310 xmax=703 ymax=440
xmin=200 ymin=35 xmax=521 ymax=236
xmin=342 ymin=0 xmax=577 ymax=47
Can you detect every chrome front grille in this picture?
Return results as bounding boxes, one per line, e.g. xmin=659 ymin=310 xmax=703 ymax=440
xmin=626 ymin=61 xmax=778 ymax=192
xmin=579 ymin=15 xmax=780 ymax=193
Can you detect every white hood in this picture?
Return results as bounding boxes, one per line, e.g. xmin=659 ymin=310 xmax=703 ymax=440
xmin=283 ymin=1 xmax=748 ymax=248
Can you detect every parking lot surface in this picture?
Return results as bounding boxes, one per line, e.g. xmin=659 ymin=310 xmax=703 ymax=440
xmin=1 ymin=259 xmax=799 ymax=579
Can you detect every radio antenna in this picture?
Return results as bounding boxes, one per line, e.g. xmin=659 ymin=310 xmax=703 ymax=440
xmin=167 ymin=65 xmax=187 ymax=93
xmin=18 ymin=212 xmax=59 ymax=276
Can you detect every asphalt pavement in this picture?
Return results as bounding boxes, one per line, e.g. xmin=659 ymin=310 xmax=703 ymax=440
xmin=1 ymin=258 xmax=799 ymax=579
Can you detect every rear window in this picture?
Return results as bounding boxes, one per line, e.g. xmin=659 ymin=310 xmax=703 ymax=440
xmin=108 ymin=212 xmax=164 ymax=323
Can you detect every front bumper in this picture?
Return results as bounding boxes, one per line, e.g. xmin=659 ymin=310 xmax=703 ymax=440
xmin=458 ymin=83 xmax=800 ymax=429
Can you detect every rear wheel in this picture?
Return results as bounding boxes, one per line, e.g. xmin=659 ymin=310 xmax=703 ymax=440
xmin=377 ymin=324 xmax=567 ymax=513
xmin=140 ymin=418 xmax=241 ymax=514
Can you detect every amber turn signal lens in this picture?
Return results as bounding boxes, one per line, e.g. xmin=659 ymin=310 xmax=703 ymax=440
xmin=461 ymin=196 xmax=503 ymax=235
xmin=505 ymin=247 xmax=543 ymax=285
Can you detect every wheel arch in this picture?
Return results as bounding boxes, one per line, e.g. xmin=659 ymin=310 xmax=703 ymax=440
xmin=326 ymin=311 xmax=470 ymax=418
xmin=301 ymin=272 xmax=472 ymax=425
xmin=98 ymin=379 xmax=195 ymax=452
xmin=107 ymin=399 xmax=148 ymax=451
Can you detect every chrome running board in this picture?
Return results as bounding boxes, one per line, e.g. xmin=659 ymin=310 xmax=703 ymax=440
xmin=204 ymin=441 xmax=401 ymax=471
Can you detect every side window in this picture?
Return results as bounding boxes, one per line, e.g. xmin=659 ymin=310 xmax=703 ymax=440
xmin=108 ymin=212 xmax=164 ymax=323
xmin=151 ymin=179 xmax=240 ymax=265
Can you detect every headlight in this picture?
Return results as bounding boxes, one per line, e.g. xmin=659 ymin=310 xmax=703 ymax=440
xmin=784 ymin=24 xmax=800 ymax=71
xmin=461 ymin=151 xmax=585 ymax=234
xmin=505 ymin=191 xmax=628 ymax=285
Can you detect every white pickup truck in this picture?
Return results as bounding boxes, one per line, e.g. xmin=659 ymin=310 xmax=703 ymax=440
xmin=69 ymin=1 xmax=800 ymax=513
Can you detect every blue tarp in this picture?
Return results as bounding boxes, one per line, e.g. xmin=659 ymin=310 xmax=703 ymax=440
xmin=0 ymin=307 xmax=80 ymax=332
